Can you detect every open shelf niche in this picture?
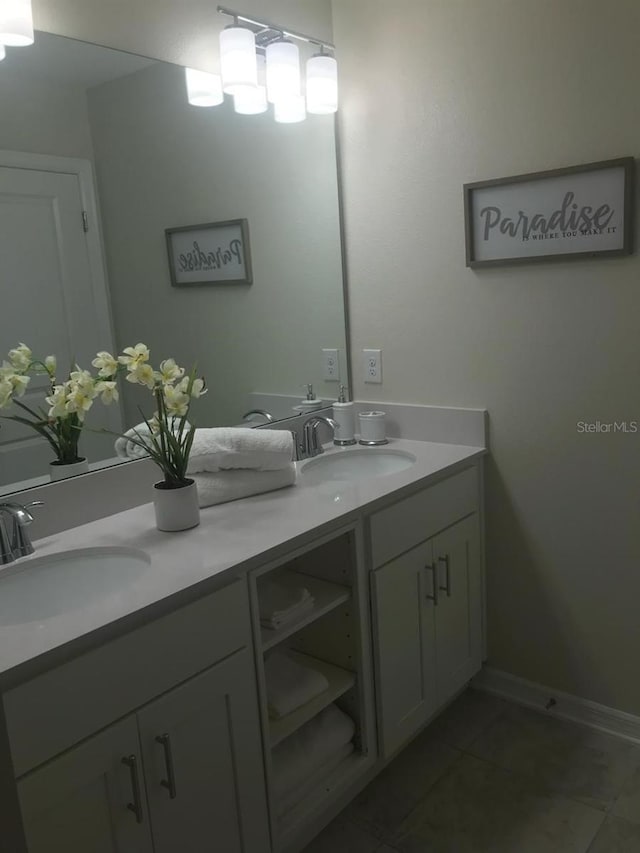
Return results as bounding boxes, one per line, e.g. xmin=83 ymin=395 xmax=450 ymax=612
xmin=248 ymin=523 xmax=376 ymax=851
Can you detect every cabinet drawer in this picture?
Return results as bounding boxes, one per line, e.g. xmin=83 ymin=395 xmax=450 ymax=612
xmin=370 ymin=466 xmax=478 ymax=568
xmin=5 ymin=578 xmax=250 ymax=777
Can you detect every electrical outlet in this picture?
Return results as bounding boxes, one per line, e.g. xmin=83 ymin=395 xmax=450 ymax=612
xmin=363 ymin=348 xmax=382 ymax=383
xmin=322 ymin=348 xmax=340 ymax=381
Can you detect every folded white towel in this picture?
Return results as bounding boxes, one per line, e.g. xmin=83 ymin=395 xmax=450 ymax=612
xmin=192 ymin=465 xmax=296 ymax=508
xmin=260 ymin=598 xmax=315 ymax=631
xmin=186 ymin=427 xmax=294 ymax=475
xmin=259 ymin=577 xmax=313 ymax=628
xmin=277 ymin=742 xmax=354 ymax=816
xmin=272 ymin=704 xmax=355 ymax=801
xmin=265 ymin=651 xmax=329 ymax=719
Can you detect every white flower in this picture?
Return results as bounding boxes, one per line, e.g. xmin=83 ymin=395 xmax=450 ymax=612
xmin=9 ymin=373 xmax=30 ymax=397
xmin=125 ymin=362 xmax=156 ymax=389
xmin=156 ymin=359 xmax=184 ymax=385
xmin=95 ymin=380 xmax=119 ymax=404
xmin=163 ymin=384 xmax=190 ymax=417
xmin=148 ymin=413 xmax=161 ymax=434
xmin=92 ymin=351 xmax=118 ymax=378
xmin=46 ymin=385 xmax=69 ymax=419
xmin=8 ymin=343 xmax=32 ymax=371
xmin=0 ymin=379 xmax=13 ymax=408
xmin=64 ymin=384 xmax=95 ymax=421
xmin=44 ymin=355 xmax=57 ymax=377
xmin=118 ymin=343 xmax=150 ymax=369
xmin=69 ymin=368 xmax=96 ymax=394
xmin=0 ymin=361 xmax=14 ymax=378
xmin=177 ymin=375 xmax=207 ymax=398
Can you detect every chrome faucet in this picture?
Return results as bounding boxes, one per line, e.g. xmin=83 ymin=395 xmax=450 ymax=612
xmin=0 ymin=501 xmax=43 ymax=565
xmin=300 ymin=415 xmax=339 ymax=459
xmin=242 ymin=408 xmax=275 ymax=424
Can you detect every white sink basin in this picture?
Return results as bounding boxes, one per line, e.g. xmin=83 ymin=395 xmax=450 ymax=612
xmin=0 ymin=547 xmax=151 ymax=625
xmin=300 ymin=447 xmax=416 ymax=484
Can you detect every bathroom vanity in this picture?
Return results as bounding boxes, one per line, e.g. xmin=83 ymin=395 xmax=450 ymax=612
xmin=0 ymin=437 xmax=485 ymax=853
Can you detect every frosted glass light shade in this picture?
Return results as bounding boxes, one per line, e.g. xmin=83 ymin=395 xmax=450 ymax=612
xmin=306 ymin=54 xmax=338 ymax=114
xmin=185 ymin=69 xmax=224 ymax=107
xmin=0 ymin=0 xmax=34 ymax=46
xmin=233 ymin=85 xmax=267 ymax=114
xmin=274 ymin=94 xmax=306 ymax=124
xmin=219 ymin=25 xmax=257 ymax=95
xmin=266 ymin=39 xmax=300 ymax=104
xmin=0 ymin=44 xmax=5 ymax=61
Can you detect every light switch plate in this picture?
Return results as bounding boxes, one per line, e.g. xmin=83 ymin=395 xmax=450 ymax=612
xmin=363 ymin=348 xmax=382 ymax=383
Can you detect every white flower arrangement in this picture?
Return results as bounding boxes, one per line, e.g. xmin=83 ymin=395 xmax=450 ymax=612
xmin=0 ymin=343 xmax=120 ymax=465
xmin=0 ymin=342 xmax=205 ymax=483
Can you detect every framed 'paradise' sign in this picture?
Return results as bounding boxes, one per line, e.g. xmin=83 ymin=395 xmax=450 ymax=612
xmin=463 ymin=158 xmax=634 ymax=268
xmin=166 ymin=219 xmax=252 ymax=286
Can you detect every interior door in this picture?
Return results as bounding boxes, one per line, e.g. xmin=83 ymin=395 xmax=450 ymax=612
xmin=0 ymin=161 xmax=120 ymax=486
xmin=17 ymin=716 xmax=153 ymax=853
xmin=372 ymin=543 xmax=437 ymax=758
xmin=138 ymin=648 xmax=271 ymax=853
xmin=433 ymin=514 xmax=482 ymax=703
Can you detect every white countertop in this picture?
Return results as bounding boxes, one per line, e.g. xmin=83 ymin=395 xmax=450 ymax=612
xmin=0 ymin=439 xmax=484 ymax=685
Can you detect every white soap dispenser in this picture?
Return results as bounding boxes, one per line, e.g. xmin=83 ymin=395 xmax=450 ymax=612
xmin=294 ymin=383 xmax=323 ymax=414
xmin=333 ymin=385 xmax=356 ymax=445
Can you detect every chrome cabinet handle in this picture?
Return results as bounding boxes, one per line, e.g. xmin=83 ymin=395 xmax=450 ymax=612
xmin=156 ymin=733 xmax=178 ymax=799
xmin=122 ymin=755 xmax=144 ymax=823
xmin=425 ymin=564 xmax=439 ymax=606
xmin=438 ymin=554 xmax=451 ymax=596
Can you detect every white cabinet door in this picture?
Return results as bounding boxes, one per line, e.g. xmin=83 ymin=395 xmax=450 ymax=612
xmin=18 ymin=716 xmax=152 ymax=853
xmin=433 ymin=514 xmax=482 ymax=704
xmin=372 ymin=543 xmax=437 ymax=757
xmin=138 ymin=648 xmax=270 ymax=853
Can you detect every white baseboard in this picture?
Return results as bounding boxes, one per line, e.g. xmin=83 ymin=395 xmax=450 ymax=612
xmin=473 ymin=666 xmax=640 ymax=745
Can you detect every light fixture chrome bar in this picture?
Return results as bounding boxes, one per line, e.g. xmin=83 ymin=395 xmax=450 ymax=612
xmin=217 ymin=5 xmax=335 ymax=51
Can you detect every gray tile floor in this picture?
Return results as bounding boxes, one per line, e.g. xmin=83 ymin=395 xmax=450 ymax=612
xmin=302 ymin=690 xmax=640 ymax=853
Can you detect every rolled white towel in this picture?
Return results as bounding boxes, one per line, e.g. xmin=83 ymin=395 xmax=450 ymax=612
xmin=114 ymin=423 xmax=154 ymax=459
xmin=115 ymin=419 xmax=191 ymax=460
xmin=259 ymin=577 xmax=314 ymax=628
xmin=192 ymin=464 xmax=296 ymax=507
xmin=265 ymin=651 xmax=329 ymax=719
xmin=186 ymin=427 xmax=294 ymax=474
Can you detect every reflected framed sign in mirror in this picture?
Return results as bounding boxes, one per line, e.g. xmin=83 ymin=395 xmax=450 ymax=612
xmin=0 ymin=31 xmax=349 ymax=495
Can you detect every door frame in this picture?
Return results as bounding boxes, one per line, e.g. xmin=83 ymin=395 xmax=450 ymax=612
xmin=0 ymin=148 xmax=122 ymax=434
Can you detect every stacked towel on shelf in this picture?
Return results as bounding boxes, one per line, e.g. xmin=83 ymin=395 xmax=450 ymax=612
xmin=259 ymin=576 xmax=315 ymax=630
xmin=186 ymin=427 xmax=294 ymax=474
xmin=277 ymin=742 xmax=354 ymax=817
xmin=186 ymin=427 xmax=296 ymax=507
xmin=272 ymin=704 xmax=355 ymax=808
xmin=264 ymin=651 xmax=329 ymax=719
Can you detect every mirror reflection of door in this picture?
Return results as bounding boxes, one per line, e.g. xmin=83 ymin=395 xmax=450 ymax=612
xmin=0 ymin=153 xmax=122 ymax=487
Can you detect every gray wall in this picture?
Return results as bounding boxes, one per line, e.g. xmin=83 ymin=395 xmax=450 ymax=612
xmin=332 ymin=0 xmax=640 ymax=714
xmin=0 ymin=70 xmax=93 ymax=158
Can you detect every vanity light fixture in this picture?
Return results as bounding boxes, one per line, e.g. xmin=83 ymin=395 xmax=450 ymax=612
xmin=233 ymin=53 xmax=267 ymax=114
xmin=0 ymin=0 xmax=34 ymax=47
xmin=185 ymin=68 xmax=224 ymax=106
xmin=306 ymin=48 xmax=338 ymax=115
xmin=0 ymin=44 xmax=5 ymax=61
xmin=274 ymin=94 xmax=306 ymax=124
xmin=265 ymin=38 xmax=300 ymax=104
xmin=219 ymin=18 xmax=258 ymax=95
xmin=216 ymin=5 xmax=337 ymax=122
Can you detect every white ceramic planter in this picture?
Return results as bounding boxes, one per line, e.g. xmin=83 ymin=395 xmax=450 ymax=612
xmin=49 ymin=457 xmax=90 ymax=482
xmin=153 ymin=479 xmax=200 ymax=532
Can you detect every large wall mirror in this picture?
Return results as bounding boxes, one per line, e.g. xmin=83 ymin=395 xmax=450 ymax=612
xmin=0 ymin=31 xmax=348 ymax=495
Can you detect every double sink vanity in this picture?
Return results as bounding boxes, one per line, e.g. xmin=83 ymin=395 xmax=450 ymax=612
xmin=0 ymin=431 xmax=486 ymax=853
